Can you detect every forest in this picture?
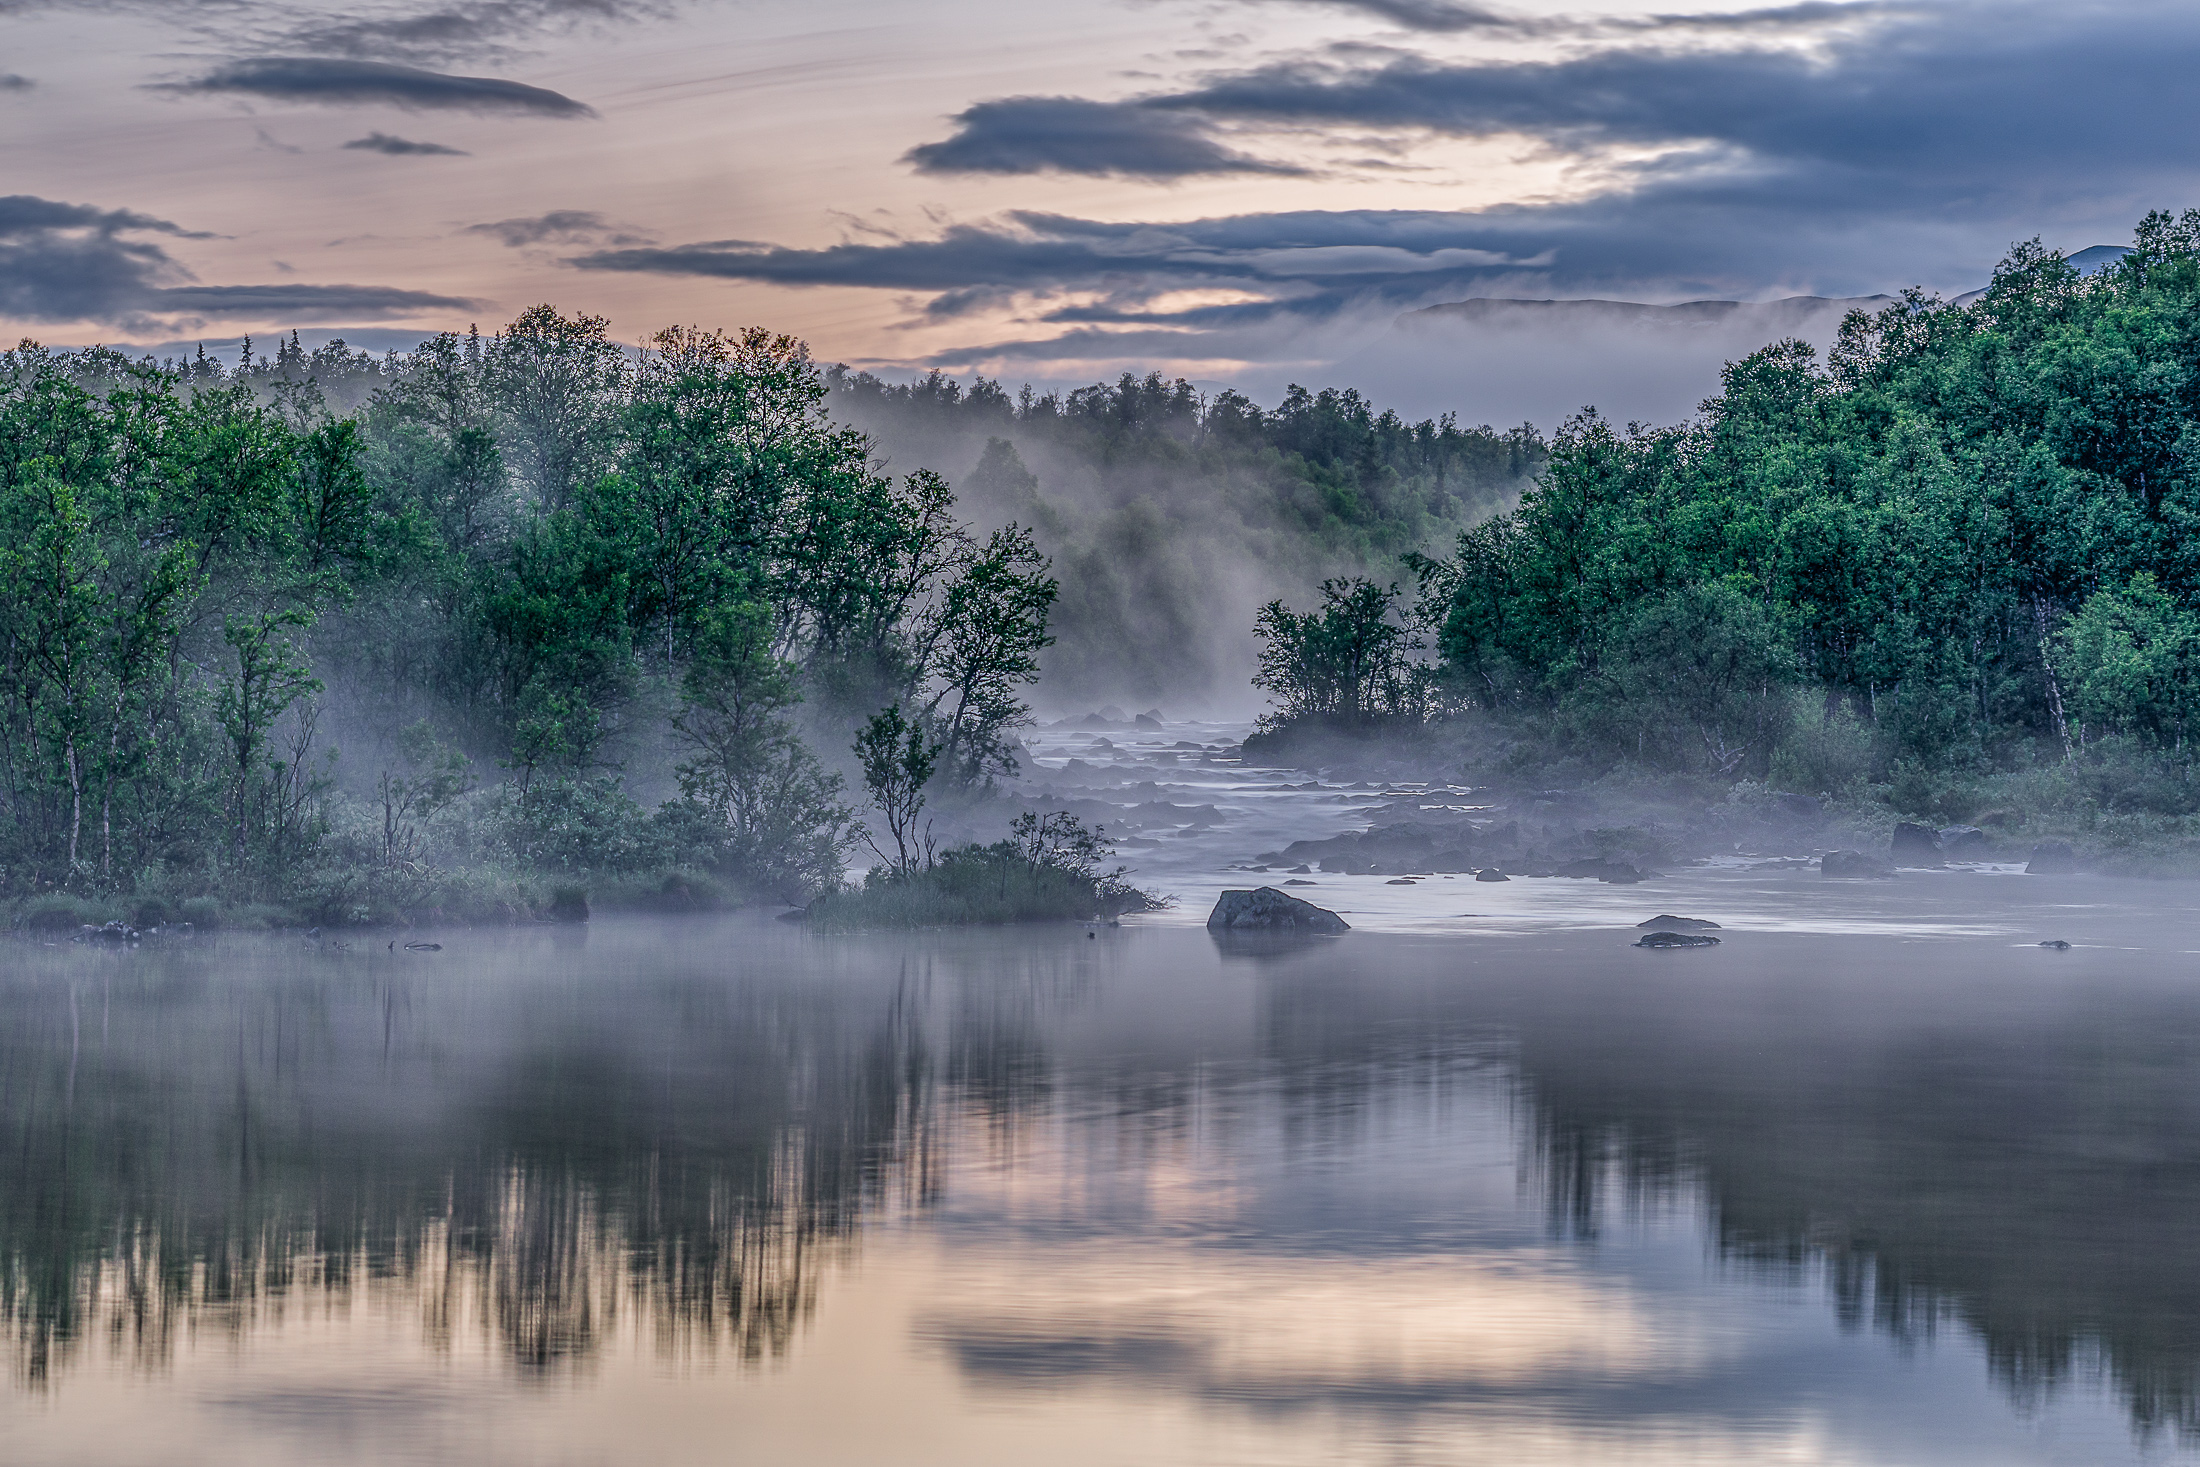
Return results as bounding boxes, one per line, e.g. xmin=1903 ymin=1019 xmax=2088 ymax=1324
xmin=0 ymin=316 xmax=1068 ymax=925
xmin=1253 ymin=213 xmax=2200 ymax=844
xmin=0 ymin=314 xmax=1521 ymax=926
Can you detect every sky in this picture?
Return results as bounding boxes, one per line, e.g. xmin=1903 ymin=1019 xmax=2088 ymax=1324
xmin=1 ymin=0 xmax=2190 ymax=419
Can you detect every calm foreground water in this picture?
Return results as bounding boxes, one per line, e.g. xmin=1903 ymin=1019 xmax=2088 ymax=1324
xmin=8 ymin=884 xmax=2200 ymax=1465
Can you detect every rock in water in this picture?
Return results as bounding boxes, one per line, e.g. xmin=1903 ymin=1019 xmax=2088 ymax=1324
xmin=1890 ymin=821 xmax=1944 ymax=864
xmin=1206 ymin=887 xmax=1351 ymax=935
xmin=1821 ymin=850 xmax=1893 ymax=878
xmin=2040 ymin=938 xmax=2072 ymax=950
xmin=1939 ymin=825 xmax=1989 ymax=857
xmin=1638 ymin=915 xmax=1721 ymax=930
xmin=2026 ymin=840 xmax=2080 ymax=874
xmin=1636 ymin=931 xmax=1720 ymax=949
xmin=1474 ymin=868 xmax=1510 ymax=882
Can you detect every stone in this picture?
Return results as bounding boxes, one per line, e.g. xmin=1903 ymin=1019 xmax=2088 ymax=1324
xmin=1474 ymin=867 xmax=1510 ymax=882
xmin=1938 ymin=825 xmax=1989 ymax=857
xmin=1206 ymin=887 xmax=1351 ymax=935
xmin=1638 ymin=915 xmax=1721 ymax=930
xmin=2026 ymin=840 xmax=2080 ymax=874
xmin=1890 ymin=821 xmax=1943 ymax=864
xmin=2040 ymin=939 xmax=2072 ymax=950
xmin=1822 ymin=849 xmax=1893 ymax=878
xmin=1773 ymin=792 xmax=1824 ymax=823
xmin=1636 ymin=931 xmax=1720 ymax=948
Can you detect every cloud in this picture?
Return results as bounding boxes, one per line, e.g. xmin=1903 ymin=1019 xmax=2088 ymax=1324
xmin=161 ymin=57 xmax=596 ymax=117
xmin=699 ymin=0 xmax=2200 ymax=338
xmin=905 ymin=97 xmax=1307 ymax=179
xmin=344 ymin=131 xmax=470 ymax=156
xmin=1143 ymin=0 xmax=2200 ymax=215
xmin=1254 ymin=0 xmax=1543 ymax=32
xmin=5 ymin=1 xmax=667 ymax=68
xmin=153 ymin=283 xmax=478 ymax=318
xmin=467 ymin=209 xmax=651 ymax=247
xmin=279 ymin=1 xmax=668 ymax=66
xmin=0 ymin=193 xmax=473 ymax=327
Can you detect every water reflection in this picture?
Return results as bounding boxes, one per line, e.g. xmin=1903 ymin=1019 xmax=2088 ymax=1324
xmin=3 ymin=917 xmax=2197 ymax=1462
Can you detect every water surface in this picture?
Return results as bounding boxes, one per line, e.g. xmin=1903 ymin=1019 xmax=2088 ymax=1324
xmin=7 ymin=893 xmax=2200 ymax=1465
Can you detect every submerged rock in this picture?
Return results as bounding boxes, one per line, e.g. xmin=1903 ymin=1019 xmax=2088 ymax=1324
xmin=1474 ymin=867 xmax=1510 ymax=882
xmin=2026 ymin=840 xmax=2080 ymax=874
xmin=2040 ymin=938 xmax=2072 ymax=950
xmin=1822 ymin=850 xmax=1894 ymax=878
xmin=1636 ymin=931 xmax=1720 ymax=949
xmin=1206 ymin=887 xmax=1351 ymax=935
xmin=1638 ymin=914 xmax=1721 ymax=930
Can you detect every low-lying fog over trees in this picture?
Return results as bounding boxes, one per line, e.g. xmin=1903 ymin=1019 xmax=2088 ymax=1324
xmin=17 ymin=215 xmax=2200 ymax=921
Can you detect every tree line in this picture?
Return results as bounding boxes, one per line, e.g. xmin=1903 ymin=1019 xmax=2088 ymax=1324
xmin=0 ymin=310 xmax=1055 ymax=919
xmin=1254 ymin=215 xmax=2200 ymax=820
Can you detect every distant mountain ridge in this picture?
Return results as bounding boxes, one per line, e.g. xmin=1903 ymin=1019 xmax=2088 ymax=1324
xmin=1401 ymin=294 xmax=1892 ymax=334
xmin=1402 ymin=245 xmax=2133 ymax=335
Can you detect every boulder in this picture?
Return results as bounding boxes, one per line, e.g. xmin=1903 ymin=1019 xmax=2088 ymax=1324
xmin=1474 ymin=867 xmax=1510 ymax=882
xmin=1938 ymin=825 xmax=1989 ymax=857
xmin=1773 ymin=792 xmax=1825 ymax=824
xmin=1636 ymin=931 xmax=1720 ymax=949
xmin=1206 ymin=887 xmax=1351 ymax=935
xmin=2026 ymin=840 xmax=2080 ymax=875
xmin=1638 ymin=915 xmax=1721 ymax=930
xmin=1890 ymin=821 xmax=1944 ymax=864
xmin=2039 ymin=939 xmax=2072 ymax=950
xmin=1822 ymin=849 xmax=1893 ymax=878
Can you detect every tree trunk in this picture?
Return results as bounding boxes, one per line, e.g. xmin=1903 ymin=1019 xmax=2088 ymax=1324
xmin=2032 ymin=590 xmax=2074 ymax=760
xmin=64 ymin=733 xmax=82 ymax=872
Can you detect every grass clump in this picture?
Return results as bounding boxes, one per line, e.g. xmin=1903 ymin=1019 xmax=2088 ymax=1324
xmin=809 ymin=813 xmax=1163 ymax=930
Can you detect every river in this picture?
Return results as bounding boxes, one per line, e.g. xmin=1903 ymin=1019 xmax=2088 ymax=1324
xmin=5 ymin=724 xmax=2198 ymax=1464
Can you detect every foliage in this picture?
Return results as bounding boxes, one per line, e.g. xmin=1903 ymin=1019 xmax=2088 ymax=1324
xmin=1252 ymin=576 xmax=1428 ymax=731
xmin=853 ymin=704 xmax=939 ymax=874
xmin=808 ymin=811 xmax=1162 ymax=928
xmin=1341 ymin=217 xmax=2200 ymax=809
xmin=0 ymin=312 xmax=1057 ymax=921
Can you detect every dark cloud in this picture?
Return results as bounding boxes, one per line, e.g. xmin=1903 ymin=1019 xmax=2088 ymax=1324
xmin=694 ymin=0 xmax=2200 ymax=345
xmin=7 ymin=1 xmax=666 ymax=67
xmin=467 ymin=209 xmax=648 ymax=246
xmin=344 ymin=131 xmax=470 ymax=155
xmin=0 ymin=195 xmax=212 ymax=240
xmin=905 ymin=96 xmax=1307 ymax=179
xmin=0 ymin=193 xmax=473 ymax=327
xmin=153 ymin=283 xmax=477 ymax=318
xmin=1252 ymin=0 xmax=1892 ymax=36
xmin=160 ymin=57 xmax=596 ymax=117
xmin=280 ymin=1 xmax=666 ymax=66
xmin=1148 ymin=0 xmax=2199 ymax=214
xmin=1256 ymin=0 xmax=1541 ymax=33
